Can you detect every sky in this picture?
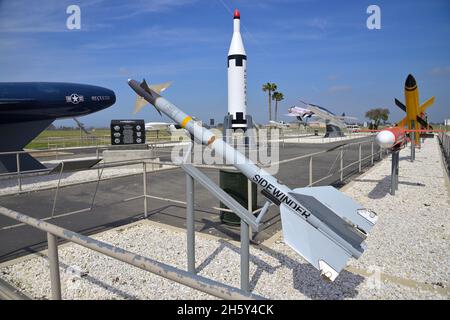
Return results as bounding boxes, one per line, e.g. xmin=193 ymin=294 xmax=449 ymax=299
xmin=0 ymin=0 xmax=449 ymax=127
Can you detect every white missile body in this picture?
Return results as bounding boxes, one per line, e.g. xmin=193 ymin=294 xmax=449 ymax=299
xmin=376 ymin=130 xmax=396 ymax=149
xmin=375 ymin=128 xmax=406 ymax=149
xmin=227 ymin=9 xmax=247 ymax=129
xmin=128 ymin=78 xmax=378 ymax=281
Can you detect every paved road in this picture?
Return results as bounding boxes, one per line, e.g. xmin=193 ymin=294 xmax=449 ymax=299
xmin=0 ymin=137 xmax=382 ymax=263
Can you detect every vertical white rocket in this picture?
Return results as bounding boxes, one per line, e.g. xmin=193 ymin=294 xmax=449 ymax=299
xmin=227 ymin=9 xmax=248 ymax=130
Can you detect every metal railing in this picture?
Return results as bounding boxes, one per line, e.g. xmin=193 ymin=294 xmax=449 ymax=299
xmin=0 ymin=136 xmax=387 ymax=299
xmin=0 ymin=143 xmax=273 ymax=299
xmin=0 ymin=206 xmax=263 ymax=300
xmin=0 ymin=136 xmax=385 ymax=197
xmin=438 ymin=132 xmax=450 ymax=173
xmin=30 ymin=134 xmax=185 ymax=150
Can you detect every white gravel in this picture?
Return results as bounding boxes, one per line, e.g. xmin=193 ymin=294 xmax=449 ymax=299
xmin=0 ymin=137 xmax=448 ymax=300
xmin=344 ymin=137 xmax=449 ymax=289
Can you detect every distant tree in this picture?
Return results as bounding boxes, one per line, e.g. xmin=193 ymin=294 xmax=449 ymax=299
xmin=365 ymin=108 xmax=390 ymax=129
xmin=262 ymin=82 xmax=277 ymax=121
xmin=341 ymin=112 xmax=346 ymax=117
xmin=272 ymin=91 xmax=284 ymax=121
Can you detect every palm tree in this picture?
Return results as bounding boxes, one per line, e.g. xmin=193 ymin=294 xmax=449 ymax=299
xmin=272 ymin=91 xmax=284 ymax=121
xmin=262 ymin=82 xmax=277 ymax=121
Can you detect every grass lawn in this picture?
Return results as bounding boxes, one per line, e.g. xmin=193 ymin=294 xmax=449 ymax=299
xmin=26 ymin=129 xmax=174 ymax=150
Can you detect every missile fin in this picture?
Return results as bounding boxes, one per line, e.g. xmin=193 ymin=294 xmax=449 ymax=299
xmin=149 ymin=81 xmax=172 ymax=94
xmin=280 ymin=186 xmax=377 ymax=281
xmin=394 ymin=98 xmax=407 ymax=112
xmin=140 ymin=79 xmax=151 ymax=94
xmin=419 ymin=96 xmax=435 ymax=113
xmin=134 ymin=79 xmax=165 ymax=116
xmin=133 ymin=95 xmax=149 ymax=114
xmin=280 ymin=203 xmax=351 ymax=282
xmin=416 ymin=116 xmax=432 ymax=129
xmin=395 ymin=117 xmax=407 ymax=128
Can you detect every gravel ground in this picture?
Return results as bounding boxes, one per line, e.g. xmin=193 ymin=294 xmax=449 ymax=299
xmin=0 ymin=138 xmax=448 ymax=300
xmin=344 ymin=137 xmax=449 ymax=289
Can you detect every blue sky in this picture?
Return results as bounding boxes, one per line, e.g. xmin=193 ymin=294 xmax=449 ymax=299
xmin=0 ymin=0 xmax=449 ymax=127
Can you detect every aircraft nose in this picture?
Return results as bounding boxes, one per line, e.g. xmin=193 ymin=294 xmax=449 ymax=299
xmin=376 ymin=130 xmax=395 ymax=148
xmin=105 ymin=88 xmax=116 ymax=106
xmin=91 ymin=87 xmax=116 ymax=110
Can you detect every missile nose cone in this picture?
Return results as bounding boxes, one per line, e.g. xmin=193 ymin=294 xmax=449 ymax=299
xmin=405 ymin=74 xmax=416 ymax=88
xmin=233 ymin=8 xmax=240 ymax=19
xmin=376 ymin=130 xmax=396 ymax=148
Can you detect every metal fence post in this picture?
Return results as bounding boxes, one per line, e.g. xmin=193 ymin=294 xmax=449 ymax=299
xmin=410 ymin=120 xmax=415 ymax=162
xmin=447 ymin=134 xmax=449 ymax=157
xmin=309 ymin=156 xmax=313 ymax=186
xmin=143 ymin=162 xmax=148 ymax=218
xmin=51 ymin=163 xmax=65 ymax=218
xmin=340 ymin=148 xmax=343 ymax=182
xmin=371 ymin=142 xmax=374 ymax=166
xmin=47 ymin=232 xmax=62 ymax=300
xmin=358 ymin=143 xmax=362 ymax=172
xmin=186 ymin=173 xmax=195 ymax=273
xmin=96 ymin=148 xmax=100 ymax=178
xmin=241 ymin=218 xmax=250 ymax=292
xmin=239 ymin=179 xmax=253 ymax=292
xmin=16 ymin=153 xmax=22 ymax=192
xmin=390 ymin=152 xmax=396 ymax=196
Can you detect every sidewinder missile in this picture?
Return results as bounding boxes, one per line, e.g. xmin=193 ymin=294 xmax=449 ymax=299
xmin=128 ymin=78 xmax=378 ymax=281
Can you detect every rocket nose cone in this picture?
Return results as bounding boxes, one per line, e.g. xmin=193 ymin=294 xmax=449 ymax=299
xmin=405 ymin=74 xmax=416 ymax=88
xmin=376 ymin=130 xmax=396 ymax=148
xmin=233 ymin=8 xmax=240 ymax=19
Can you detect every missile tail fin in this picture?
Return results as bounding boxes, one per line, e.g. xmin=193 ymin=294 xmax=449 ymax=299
xmin=395 ymin=117 xmax=407 ymax=128
xmin=280 ymin=186 xmax=377 ymax=281
xmin=149 ymin=81 xmax=172 ymax=94
xmin=140 ymin=79 xmax=172 ymax=95
xmin=395 ymin=98 xmax=406 ymax=112
xmin=420 ymin=96 xmax=435 ymax=113
xmin=133 ymin=95 xmax=149 ymax=114
xmin=416 ymin=116 xmax=433 ymax=129
xmin=134 ymin=78 xmax=172 ymax=116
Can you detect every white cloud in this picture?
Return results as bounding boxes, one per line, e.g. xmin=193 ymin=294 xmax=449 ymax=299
xmin=305 ymin=18 xmax=328 ymax=31
xmin=429 ymin=67 xmax=450 ymax=76
xmin=0 ymin=0 xmax=199 ymax=32
xmin=328 ymin=85 xmax=352 ymax=93
xmin=0 ymin=1 xmax=67 ymax=33
xmin=327 ymin=74 xmax=338 ymax=81
xmin=102 ymin=0 xmax=200 ymax=20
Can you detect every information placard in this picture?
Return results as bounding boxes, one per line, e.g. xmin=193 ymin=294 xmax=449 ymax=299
xmin=110 ymin=120 xmax=145 ymax=145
